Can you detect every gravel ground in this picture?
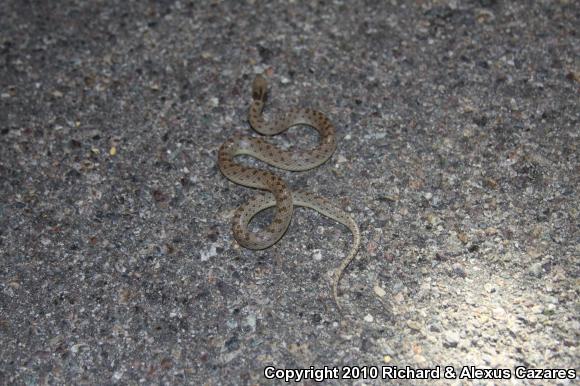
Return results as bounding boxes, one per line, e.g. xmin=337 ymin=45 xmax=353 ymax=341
xmin=1 ymin=0 xmax=578 ymax=385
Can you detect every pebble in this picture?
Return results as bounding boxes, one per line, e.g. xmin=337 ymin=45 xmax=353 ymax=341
xmin=200 ymin=245 xmax=217 ymax=261
xmin=393 ymin=292 xmax=404 ymax=304
xmin=244 ymin=314 xmax=257 ymax=332
xmin=373 ymin=285 xmax=386 ymax=298
xmin=363 ymin=314 xmax=374 ymax=323
xmin=112 ymin=370 xmax=124 ymax=381
xmin=506 ymin=319 xmax=520 ymax=335
xmin=443 ymin=331 xmax=460 ymax=348
xmin=484 ymin=283 xmax=496 ymax=293
xmin=464 ymin=295 xmax=477 ymax=306
xmin=391 ymin=280 xmax=404 ymax=293
xmin=528 ymin=262 xmax=544 ymax=277
xmin=413 ymin=354 xmax=427 ymax=365
xmin=452 ymin=263 xmax=467 ymax=278
xmin=406 ymin=320 xmax=422 ymax=331
xmin=429 ymin=323 xmax=442 ymax=333
xmin=311 ymin=249 xmax=322 ymax=261
xmin=492 ymin=307 xmax=507 ymax=320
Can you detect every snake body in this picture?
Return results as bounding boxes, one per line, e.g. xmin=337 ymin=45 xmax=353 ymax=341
xmin=218 ymin=74 xmax=360 ymax=311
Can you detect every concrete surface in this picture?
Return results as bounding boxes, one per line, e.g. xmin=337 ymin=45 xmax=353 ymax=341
xmin=1 ymin=0 xmax=578 ymax=384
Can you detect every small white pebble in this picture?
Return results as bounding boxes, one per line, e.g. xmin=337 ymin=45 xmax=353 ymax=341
xmin=200 ymin=245 xmax=217 ymax=261
xmin=244 ymin=315 xmax=257 ymax=331
xmin=363 ymin=314 xmax=374 ymax=323
xmin=112 ymin=370 xmax=124 ymax=381
xmin=484 ymin=282 xmax=496 ymax=293
xmin=71 ymin=343 xmax=87 ymax=354
xmin=492 ymin=307 xmax=507 ymax=320
xmin=413 ymin=354 xmax=427 ymax=365
xmin=311 ymin=249 xmax=322 ymax=261
xmin=209 ymin=97 xmax=219 ymax=107
xmin=373 ymin=285 xmax=386 ymax=298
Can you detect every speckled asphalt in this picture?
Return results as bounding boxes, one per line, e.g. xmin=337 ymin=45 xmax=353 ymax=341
xmin=1 ymin=1 xmax=578 ymax=384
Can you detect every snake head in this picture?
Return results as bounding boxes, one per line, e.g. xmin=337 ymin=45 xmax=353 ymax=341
xmin=252 ymin=74 xmax=268 ymax=102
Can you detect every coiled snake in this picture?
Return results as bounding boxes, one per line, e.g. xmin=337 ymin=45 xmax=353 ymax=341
xmin=218 ymin=73 xmax=360 ymax=311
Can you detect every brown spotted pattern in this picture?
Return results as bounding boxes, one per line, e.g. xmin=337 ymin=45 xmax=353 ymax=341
xmin=218 ymin=74 xmax=361 ymax=311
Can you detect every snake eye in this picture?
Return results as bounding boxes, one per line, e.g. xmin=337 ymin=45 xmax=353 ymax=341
xmin=252 ymin=75 xmax=268 ymax=102
xmin=252 ymin=88 xmax=268 ymax=102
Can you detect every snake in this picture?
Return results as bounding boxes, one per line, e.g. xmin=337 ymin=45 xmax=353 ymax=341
xmin=218 ymin=73 xmax=361 ymax=311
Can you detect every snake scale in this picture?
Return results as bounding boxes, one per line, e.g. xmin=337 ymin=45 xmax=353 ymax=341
xmin=218 ymin=73 xmax=360 ymax=311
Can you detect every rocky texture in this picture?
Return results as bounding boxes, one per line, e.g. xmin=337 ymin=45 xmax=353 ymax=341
xmin=1 ymin=0 xmax=578 ymax=384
